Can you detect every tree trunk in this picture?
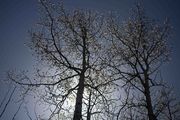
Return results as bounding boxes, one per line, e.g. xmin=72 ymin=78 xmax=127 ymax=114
xmin=167 ymin=101 xmax=173 ymax=120
xmin=73 ymin=29 xmax=87 ymax=120
xmin=73 ymin=74 xmax=85 ymax=120
xmin=87 ymin=91 xmax=92 ymax=120
xmin=144 ymin=79 xmax=157 ymax=120
xmin=87 ymin=112 xmax=91 ymax=120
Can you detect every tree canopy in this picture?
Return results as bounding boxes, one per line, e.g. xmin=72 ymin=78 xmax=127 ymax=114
xmin=2 ymin=1 xmax=179 ymax=120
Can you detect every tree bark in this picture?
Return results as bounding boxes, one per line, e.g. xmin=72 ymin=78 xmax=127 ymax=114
xmin=73 ymin=32 xmax=87 ymax=120
xmin=73 ymin=74 xmax=85 ymax=120
xmin=87 ymin=111 xmax=91 ymax=120
xmin=87 ymin=91 xmax=92 ymax=120
xmin=144 ymin=78 xmax=157 ymax=120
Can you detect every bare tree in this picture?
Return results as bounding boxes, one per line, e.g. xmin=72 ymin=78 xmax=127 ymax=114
xmin=6 ymin=1 xmax=180 ymax=120
xmin=107 ymin=4 xmax=177 ymax=120
xmin=157 ymin=87 xmax=180 ymax=120
xmin=8 ymin=0 xmax=116 ymax=120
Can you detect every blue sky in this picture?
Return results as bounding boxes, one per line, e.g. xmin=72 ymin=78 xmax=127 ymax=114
xmin=0 ymin=0 xmax=180 ymax=119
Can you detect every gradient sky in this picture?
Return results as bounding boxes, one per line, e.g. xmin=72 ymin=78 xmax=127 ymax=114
xmin=0 ymin=0 xmax=180 ymax=119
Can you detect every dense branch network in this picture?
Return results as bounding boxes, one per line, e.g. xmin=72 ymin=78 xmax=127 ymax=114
xmin=6 ymin=1 xmax=180 ymax=120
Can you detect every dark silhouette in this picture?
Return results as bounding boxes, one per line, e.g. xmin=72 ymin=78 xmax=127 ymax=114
xmin=5 ymin=1 xmax=179 ymax=120
xmin=108 ymin=4 xmax=179 ymax=120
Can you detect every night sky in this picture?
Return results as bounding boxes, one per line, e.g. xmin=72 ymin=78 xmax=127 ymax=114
xmin=0 ymin=0 xmax=180 ymax=119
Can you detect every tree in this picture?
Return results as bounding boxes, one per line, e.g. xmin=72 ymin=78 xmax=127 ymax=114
xmin=8 ymin=0 xmax=116 ymax=120
xmin=158 ymin=87 xmax=180 ymax=120
xmin=107 ymin=4 xmax=178 ymax=120
xmin=7 ymin=1 xmax=180 ymax=120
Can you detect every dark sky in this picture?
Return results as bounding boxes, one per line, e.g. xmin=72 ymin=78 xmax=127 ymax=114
xmin=0 ymin=0 xmax=180 ymax=119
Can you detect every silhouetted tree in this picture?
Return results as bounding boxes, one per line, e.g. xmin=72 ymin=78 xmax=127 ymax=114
xmin=107 ymin=4 xmax=179 ymax=120
xmin=158 ymin=87 xmax=180 ymax=120
xmin=8 ymin=0 xmax=117 ymax=120
xmin=6 ymin=1 xmax=180 ymax=120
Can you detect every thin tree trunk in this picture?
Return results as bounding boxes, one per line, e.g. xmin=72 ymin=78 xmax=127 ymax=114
xmin=87 ymin=112 xmax=91 ymax=120
xmin=87 ymin=91 xmax=92 ymax=120
xmin=167 ymin=101 xmax=173 ymax=120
